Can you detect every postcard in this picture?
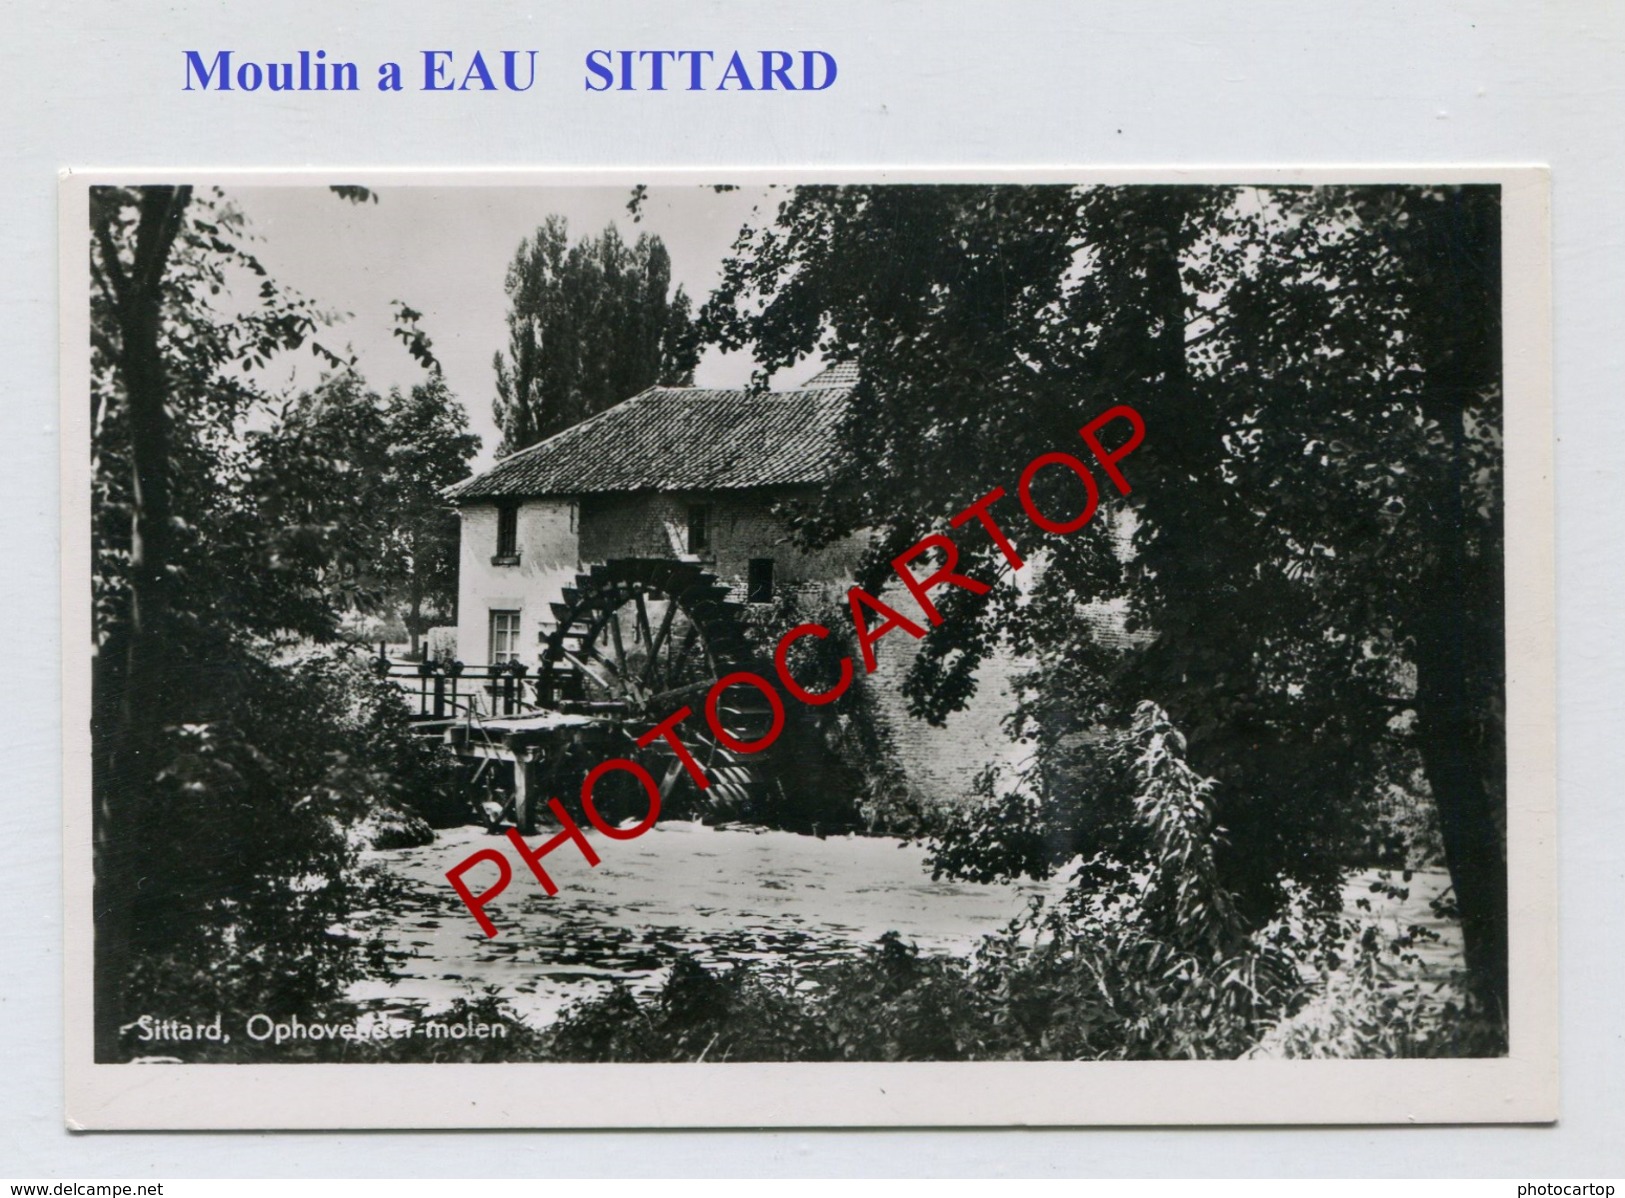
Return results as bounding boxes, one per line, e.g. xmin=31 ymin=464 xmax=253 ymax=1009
xmin=62 ymin=167 xmax=1556 ymax=1128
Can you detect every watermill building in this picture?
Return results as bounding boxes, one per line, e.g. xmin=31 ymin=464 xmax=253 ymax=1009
xmin=442 ymin=364 xmax=1030 ymax=812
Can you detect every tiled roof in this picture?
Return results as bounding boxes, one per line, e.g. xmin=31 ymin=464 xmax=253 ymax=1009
xmin=447 ymin=384 xmax=854 ymax=502
xmin=801 ymin=361 xmax=861 ymax=387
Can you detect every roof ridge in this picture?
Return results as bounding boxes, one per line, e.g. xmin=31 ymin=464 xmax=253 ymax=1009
xmin=486 ymin=384 xmax=665 ymax=470
xmin=444 ymin=388 xmax=666 ymax=500
xmin=448 ymin=380 xmax=854 ymax=502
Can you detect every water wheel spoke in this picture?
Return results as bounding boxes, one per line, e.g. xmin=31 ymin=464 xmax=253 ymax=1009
xmin=668 ymin=624 xmax=701 ymax=683
xmin=607 ymin=607 xmax=629 ymax=676
xmin=644 ymin=596 xmax=680 ymax=684
xmin=633 ymin=590 xmax=654 ymax=650
xmin=558 ymin=647 xmax=618 ymax=695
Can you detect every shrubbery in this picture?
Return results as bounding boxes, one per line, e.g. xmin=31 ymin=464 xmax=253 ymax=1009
xmin=535 ymin=906 xmax=1306 ymax=1062
xmin=1252 ymin=927 xmax=1503 ymax=1059
xmin=114 ymin=645 xmax=481 ymax=1058
xmin=530 ymin=861 xmax=1475 ymax=1063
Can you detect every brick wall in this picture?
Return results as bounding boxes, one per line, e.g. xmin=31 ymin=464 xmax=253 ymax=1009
xmin=865 ymin=595 xmax=1136 ymax=811
xmin=867 ymin=632 xmax=1033 ymax=811
xmin=578 ymin=488 xmax=867 ymax=594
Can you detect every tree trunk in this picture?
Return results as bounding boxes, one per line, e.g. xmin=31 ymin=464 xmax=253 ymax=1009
xmin=1408 ymin=186 xmax=1507 ymax=1026
xmin=406 ymin=526 xmax=426 ymax=658
xmin=1413 ymin=623 xmax=1508 ymax=1021
xmin=92 ymin=185 xmax=190 ymax=1061
xmin=1411 ymin=388 xmax=1507 ymax=1023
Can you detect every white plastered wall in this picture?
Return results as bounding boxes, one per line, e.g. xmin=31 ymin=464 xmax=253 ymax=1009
xmin=454 ymin=499 xmax=581 ymax=666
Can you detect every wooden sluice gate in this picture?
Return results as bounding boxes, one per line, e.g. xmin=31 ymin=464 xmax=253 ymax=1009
xmin=440 ymin=710 xmax=619 ymax=835
xmin=377 ymin=654 xmax=615 ymax=834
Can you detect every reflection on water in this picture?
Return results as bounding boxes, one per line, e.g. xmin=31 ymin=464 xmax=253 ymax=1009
xmin=347 ymin=820 xmax=1063 ymax=1027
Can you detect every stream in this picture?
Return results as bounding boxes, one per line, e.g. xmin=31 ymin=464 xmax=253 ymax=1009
xmin=348 ymin=820 xmax=1065 ymax=1027
xmin=347 ymin=820 xmax=1462 ymax=1031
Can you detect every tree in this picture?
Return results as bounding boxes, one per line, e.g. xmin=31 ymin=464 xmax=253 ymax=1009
xmin=245 ymin=373 xmax=398 ymax=633
xmin=492 ymin=217 xmax=699 ymax=454
xmin=381 ymin=374 xmax=480 ymax=654
xmin=89 ymin=185 xmax=466 ymax=1059
xmin=91 ymin=184 xmax=352 ymax=1059
xmin=246 ymin=367 xmax=477 ymax=657
xmin=700 ymin=184 xmax=1508 ymax=1024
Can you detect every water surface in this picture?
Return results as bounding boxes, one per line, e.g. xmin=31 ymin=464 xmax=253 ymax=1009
xmin=349 ymin=820 xmax=1063 ymax=1026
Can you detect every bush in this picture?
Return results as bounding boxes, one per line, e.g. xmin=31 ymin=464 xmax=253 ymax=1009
xmin=347 ymin=804 xmax=435 ymax=850
xmin=537 ymin=901 xmax=1314 ymax=1064
xmin=545 ymin=957 xmax=832 ymax=1062
xmin=1251 ymin=919 xmax=1506 ymax=1058
xmin=112 ymin=644 xmax=483 ymax=1057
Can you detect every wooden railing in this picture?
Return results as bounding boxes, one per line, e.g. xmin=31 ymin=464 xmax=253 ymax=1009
xmin=376 ymin=655 xmax=542 ymax=722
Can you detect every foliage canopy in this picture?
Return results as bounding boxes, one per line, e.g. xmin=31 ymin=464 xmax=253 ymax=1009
xmin=701 ymin=183 xmax=1506 ymax=1018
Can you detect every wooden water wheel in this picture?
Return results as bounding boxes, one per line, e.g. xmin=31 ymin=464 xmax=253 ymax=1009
xmin=539 ymin=558 xmax=780 ymax=820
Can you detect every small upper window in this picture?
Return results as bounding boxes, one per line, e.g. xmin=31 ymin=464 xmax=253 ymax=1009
xmin=687 ymin=504 xmax=710 ymax=554
xmin=495 ymin=503 xmax=519 ymax=559
xmin=747 ymin=558 xmax=775 ymax=604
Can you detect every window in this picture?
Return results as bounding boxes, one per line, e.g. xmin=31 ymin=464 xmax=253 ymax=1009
xmin=489 ymin=610 xmax=521 ymax=665
xmin=686 ymin=503 xmax=710 ymax=554
xmin=494 ymin=503 xmax=519 ymax=561
xmin=747 ymin=557 xmax=775 ymax=604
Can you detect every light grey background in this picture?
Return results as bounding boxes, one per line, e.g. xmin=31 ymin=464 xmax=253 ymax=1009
xmin=4 ymin=0 xmax=1620 ymax=1178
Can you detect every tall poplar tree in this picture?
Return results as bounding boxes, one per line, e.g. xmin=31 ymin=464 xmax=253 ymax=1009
xmin=382 ymin=374 xmax=481 ymax=654
xmin=492 ymin=217 xmax=699 ymax=455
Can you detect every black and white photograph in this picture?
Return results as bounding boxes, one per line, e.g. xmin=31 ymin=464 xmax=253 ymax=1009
xmin=63 ymin=171 xmax=1556 ymax=1126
